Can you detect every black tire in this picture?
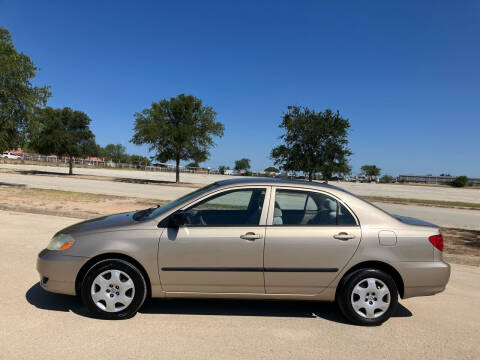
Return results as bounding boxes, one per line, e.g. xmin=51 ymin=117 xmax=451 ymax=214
xmin=81 ymin=259 xmax=147 ymax=320
xmin=336 ymin=268 xmax=398 ymax=326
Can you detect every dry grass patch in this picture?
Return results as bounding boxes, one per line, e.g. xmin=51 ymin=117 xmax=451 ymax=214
xmin=0 ymin=185 xmax=167 ymax=218
xmin=442 ymin=228 xmax=480 ymax=266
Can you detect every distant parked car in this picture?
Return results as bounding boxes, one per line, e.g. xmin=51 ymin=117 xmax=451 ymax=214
xmin=356 ymin=175 xmax=367 ymax=183
xmin=2 ymin=152 xmax=21 ymax=159
xmin=224 ymin=169 xmax=238 ymax=175
xmin=37 ymin=178 xmax=450 ymax=325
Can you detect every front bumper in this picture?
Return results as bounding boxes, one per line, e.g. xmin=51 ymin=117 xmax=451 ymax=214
xmin=36 ymin=249 xmax=88 ymax=295
xmin=401 ymin=260 xmax=451 ymax=299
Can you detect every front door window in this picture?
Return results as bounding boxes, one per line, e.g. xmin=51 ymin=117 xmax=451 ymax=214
xmin=184 ymin=188 xmax=266 ymax=226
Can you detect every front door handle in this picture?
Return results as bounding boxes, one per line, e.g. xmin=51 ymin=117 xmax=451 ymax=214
xmin=240 ymin=232 xmax=262 ymax=241
xmin=333 ymin=232 xmax=356 ymax=241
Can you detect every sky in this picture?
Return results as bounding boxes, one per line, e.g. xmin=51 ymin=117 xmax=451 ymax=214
xmin=1 ymin=0 xmax=479 ymax=176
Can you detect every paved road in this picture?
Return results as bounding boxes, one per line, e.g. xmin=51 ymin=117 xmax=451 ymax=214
xmin=2 ymin=163 xmax=480 ymax=203
xmin=0 ymin=210 xmax=478 ymax=360
xmin=0 ymin=170 xmax=194 ymax=200
xmin=377 ymin=203 xmax=480 ymax=230
xmin=1 ymin=170 xmax=479 ymax=229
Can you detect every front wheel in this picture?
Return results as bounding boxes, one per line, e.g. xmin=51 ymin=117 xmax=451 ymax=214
xmin=336 ymin=269 xmax=398 ymax=326
xmin=81 ymin=259 xmax=147 ymax=319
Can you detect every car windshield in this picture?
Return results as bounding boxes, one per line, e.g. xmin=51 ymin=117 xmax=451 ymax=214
xmin=134 ymin=182 xmax=221 ymax=221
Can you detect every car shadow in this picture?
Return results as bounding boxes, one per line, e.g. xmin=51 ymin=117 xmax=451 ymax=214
xmin=26 ymin=283 xmax=85 ymax=313
xmin=26 ymin=283 xmax=412 ymax=324
xmin=140 ymin=298 xmax=412 ymax=324
xmin=113 ymin=177 xmax=185 ymax=186
xmin=0 ymin=181 xmax=26 ymax=187
xmin=14 ymin=170 xmax=70 ymax=176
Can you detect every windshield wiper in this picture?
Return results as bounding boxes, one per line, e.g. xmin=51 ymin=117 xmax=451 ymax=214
xmin=132 ymin=204 xmax=163 ymax=221
xmin=132 ymin=207 xmax=155 ymax=221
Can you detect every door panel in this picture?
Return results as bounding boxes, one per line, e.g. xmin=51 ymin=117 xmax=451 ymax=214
xmin=264 ymin=226 xmax=361 ymax=294
xmin=264 ymin=187 xmax=361 ymax=294
xmin=159 ymin=226 xmax=265 ymax=293
xmin=157 ymin=186 xmax=271 ymax=293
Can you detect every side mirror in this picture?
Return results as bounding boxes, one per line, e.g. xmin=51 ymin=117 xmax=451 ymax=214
xmin=169 ymin=211 xmax=186 ymax=227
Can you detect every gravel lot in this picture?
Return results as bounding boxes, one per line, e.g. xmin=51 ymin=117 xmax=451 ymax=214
xmin=0 ymin=210 xmax=478 ymax=360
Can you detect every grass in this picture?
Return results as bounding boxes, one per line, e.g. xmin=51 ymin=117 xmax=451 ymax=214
xmin=363 ymin=195 xmax=480 ymax=210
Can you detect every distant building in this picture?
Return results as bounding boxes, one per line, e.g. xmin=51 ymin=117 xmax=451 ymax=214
xmin=398 ymin=174 xmax=480 ymax=186
xmin=84 ymin=157 xmax=102 ymax=165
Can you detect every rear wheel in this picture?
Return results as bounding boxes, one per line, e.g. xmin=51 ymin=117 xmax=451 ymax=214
xmin=81 ymin=259 xmax=147 ymax=319
xmin=336 ymin=269 xmax=398 ymax=326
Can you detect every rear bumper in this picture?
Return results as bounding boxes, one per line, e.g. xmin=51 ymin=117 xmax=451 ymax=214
xmin=401 ymin=260 xmax=451 ymax=299
xmin=36 ymin=249 xmax=88 ymax=296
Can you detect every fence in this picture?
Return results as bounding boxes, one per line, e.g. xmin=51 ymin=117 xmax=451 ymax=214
xmin=5 ymin=153 xmax=222 ymax=175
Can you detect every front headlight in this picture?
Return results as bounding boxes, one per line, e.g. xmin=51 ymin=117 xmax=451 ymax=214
xmin=47 ymin=234 xmax=76 ymax=251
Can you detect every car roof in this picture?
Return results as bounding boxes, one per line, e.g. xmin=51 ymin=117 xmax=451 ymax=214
xmin=216 ymin=177 xmax=343 ymax=191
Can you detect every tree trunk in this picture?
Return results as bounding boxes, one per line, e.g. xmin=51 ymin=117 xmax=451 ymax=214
xmin=68 ymin=156 xmax=73 ymax=175
xmin=175 ymin=157 xmax=180 ymax=183
xmin=308 ymin=171 xmax=313 ymax=182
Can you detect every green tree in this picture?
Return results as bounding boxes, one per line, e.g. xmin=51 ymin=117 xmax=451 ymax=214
xmin=130 ymin=154 xmax=151 ymax=166
xmin=30 ymin=107 xmax=97 ymax=175
xmin=103 ymin=144 xmax=127 ymax=162
xmin=186 ymin=161 xmax=200 ymax=168
xmin=94 ymin=144 xmax=106 ymax=159
xmin=234 ymin=158 xmax=251 ymax=172
xmin=218 ymin=165 xmax=229 ymax=174
xmin=451 ymin=176 xmax=468 ymax=188
xmin=264 ymin=166 xmax=279 ymax=173
xmin=131 ymin=94 xmax=224 ymax=183
xmin=361 ymin=165 xmax=381 ymax=180
xmin=380 ymin=175 xmax=394 ymax=183
xmin=0 ymin=27 xmax=50 ymax=152
xmin=271 ymin=106 xmax=352 ymax=182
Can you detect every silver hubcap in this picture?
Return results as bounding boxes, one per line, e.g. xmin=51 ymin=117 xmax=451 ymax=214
xmin=91 ymin=270 xmax=135 ymax=313
xmin=351 ymin=278 xmax=391 ymax=319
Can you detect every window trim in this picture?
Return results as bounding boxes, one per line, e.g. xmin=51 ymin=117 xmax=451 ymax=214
xmin=267 ymin=187 xmax=360 ymax=227
xmin=178 ymin=186 xmax=272 ymax=227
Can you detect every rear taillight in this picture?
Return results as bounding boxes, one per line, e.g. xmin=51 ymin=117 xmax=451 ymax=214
xmin=429 ymin=234 xmax=444 ymax=251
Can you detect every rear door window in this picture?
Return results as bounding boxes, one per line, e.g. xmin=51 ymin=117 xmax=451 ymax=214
xmin=273 ymin=189 xmax=356 ymax=226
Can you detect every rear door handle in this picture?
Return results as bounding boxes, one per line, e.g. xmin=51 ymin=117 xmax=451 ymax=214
xmin=240 ymin=232 xmax=262 ymax=241
xmin=333 ymin=232 xmax=355 ymax=241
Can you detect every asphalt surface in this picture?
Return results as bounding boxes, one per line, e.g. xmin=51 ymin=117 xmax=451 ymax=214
xmin=1 ymin=168 xmax=480 ymax=230
xmin=0 ymin=210 xmax=478 ymax=360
